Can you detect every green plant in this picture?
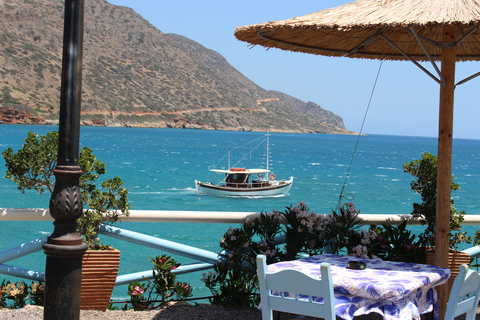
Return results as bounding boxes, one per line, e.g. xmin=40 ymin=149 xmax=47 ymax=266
xmin=281 ymin=203 xmax=324 ymax=260
xmin=77 ymin=145 xmax=129 ymax=248
xmin=173 ymin=282 xmax=192 ymax=300
xmin=127 ymin=282 xmax=149 ymax=311
xmin=326 ymin=202 xmax=365 ymax=255
xmin=403 ymin=152 xmax=471 ymax=249
xmin=2 ymin=130 xmax=130 ymax=249
xmin=28 ymin=281 xmax=45 ymax=306
xmin=2 ymin=131 xmax=57 ymax=194
xmin=0 ymin=280 xmax=44 ymax=308
xmin=149 ymin=255 xmax=181 ymax=302
xmin=126 ymin=255 xmax=192 ymax=311
xmin=369 ymin=221 xmax=424 ymax=263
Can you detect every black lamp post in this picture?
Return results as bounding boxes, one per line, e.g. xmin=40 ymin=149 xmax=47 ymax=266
xmin=42 ymin=0 xmax=87 ymax=319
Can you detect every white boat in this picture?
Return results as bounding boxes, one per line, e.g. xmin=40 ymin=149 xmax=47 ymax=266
xmin=195 ymin=133 xmax=293 ymax=197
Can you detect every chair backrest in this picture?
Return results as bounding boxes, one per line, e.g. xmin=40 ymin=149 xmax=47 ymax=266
xmin=256 ymin=255 xmax=335 ymax=320
xmin=445 ymin=264 xmax=480 ymax=320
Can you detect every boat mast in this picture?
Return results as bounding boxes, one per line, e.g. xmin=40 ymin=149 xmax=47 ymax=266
xmin=228 ymin=149 xmax=231 ymax=170
xmin=266 ymin=130 xmax=270 ymax=173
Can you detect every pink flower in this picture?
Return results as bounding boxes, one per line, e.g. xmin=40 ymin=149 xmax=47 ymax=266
xmin=131 ymin=285 xmax=145 ymax=296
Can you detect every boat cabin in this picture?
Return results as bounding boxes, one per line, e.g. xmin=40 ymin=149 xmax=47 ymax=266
xmin=225 ymin=168 xmax=250 ymax=187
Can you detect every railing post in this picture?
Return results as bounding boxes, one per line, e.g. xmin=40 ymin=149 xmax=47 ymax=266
xmin=42 ymin=0 xmax=87 ymax=319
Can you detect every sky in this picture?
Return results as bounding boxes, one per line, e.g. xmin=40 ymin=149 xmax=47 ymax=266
xmin=107 ymin=0 xmax=480 ymax=140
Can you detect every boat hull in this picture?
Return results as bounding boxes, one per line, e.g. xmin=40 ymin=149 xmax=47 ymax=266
xmin=195 ymin=178 xmax=293 ymax=197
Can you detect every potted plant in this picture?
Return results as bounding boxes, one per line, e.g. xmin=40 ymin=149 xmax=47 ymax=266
xmin=403 ymin=152 xmax=471 ymax=291
xmin=2 ymin=130 xmax=130 ymax=311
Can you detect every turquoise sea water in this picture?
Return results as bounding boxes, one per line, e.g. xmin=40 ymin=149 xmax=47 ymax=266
xmin=1 ymin=124 xmax=480 ymax=300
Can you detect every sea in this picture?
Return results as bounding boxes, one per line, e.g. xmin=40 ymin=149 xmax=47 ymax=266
xmin=1 ymin=124 xmax=480 ymax=302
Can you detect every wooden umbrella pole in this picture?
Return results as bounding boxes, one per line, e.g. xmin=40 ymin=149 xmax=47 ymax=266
xmin=435 ymin=24 xmax=457 ymax=317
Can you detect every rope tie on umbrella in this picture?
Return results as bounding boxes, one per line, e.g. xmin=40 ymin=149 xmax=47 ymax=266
xmin=335 ymin=61 xmax=383 ymax=213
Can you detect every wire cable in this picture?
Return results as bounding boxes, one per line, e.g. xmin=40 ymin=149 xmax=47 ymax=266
xmin=335 ymin=61 xmax=383 ymax=212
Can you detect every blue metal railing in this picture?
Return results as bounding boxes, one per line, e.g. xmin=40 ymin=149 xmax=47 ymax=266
xmin=99 ymin=224 xmax=220 ymax=285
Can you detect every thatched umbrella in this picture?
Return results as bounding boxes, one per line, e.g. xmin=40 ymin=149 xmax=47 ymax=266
xmin=235 ymin=0 xmax=480 ymax=313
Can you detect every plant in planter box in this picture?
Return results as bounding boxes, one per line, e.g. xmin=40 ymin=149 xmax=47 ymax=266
xmin=403 ymin=152 xmax=471 ymax=249
xmin=2 ymin=131 xmax=129 ymax=310
xmin=76 ymin=146 xmax=129 ymax=248
xmin=2 ymin=130 xmax=130 ymax=248
xmin=404 ymin=152 xmax=472 ymax=293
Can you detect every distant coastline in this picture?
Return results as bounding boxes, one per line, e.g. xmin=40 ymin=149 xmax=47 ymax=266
xmin=0 ymin=107 xmax=359 ymax=135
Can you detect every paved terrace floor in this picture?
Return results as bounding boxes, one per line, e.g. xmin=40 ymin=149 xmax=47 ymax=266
xmin=1 ymin=304 xmax=479 ymax=319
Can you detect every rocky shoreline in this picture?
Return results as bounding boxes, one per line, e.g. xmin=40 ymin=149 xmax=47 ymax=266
xmin=0 ymin=107 xmax=356 ymax=135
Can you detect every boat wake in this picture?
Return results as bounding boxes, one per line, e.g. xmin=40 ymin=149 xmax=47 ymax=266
xmin=130 ymin=187 xmax=196 ymax=195
xmin=201 ymin=193 xmax=288 ymax=199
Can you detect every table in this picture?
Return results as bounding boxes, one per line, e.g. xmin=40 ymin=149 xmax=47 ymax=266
xmin=267 ymin=254 xmax=451 ymax=320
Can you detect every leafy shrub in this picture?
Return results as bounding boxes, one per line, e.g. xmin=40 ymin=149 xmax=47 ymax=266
xmin=403 ymin=152 xmax=471 ymax=248
xmin=2 ymin=130 xmax=130 ymax=249
xmin=126 ymin=254 xmax=192 ymax=311
xmin=0 ymin=280 xmax=45 ymax=308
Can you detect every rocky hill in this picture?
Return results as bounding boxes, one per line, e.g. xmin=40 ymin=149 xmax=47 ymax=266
xmin=0 ymin=0 xmax=352 ymax=134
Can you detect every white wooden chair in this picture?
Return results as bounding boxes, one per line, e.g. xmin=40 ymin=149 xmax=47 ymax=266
xmin=256 ymin=255 xmax=335 ymax=320
xmin=445 ymin=264 xmax=480 ymax=320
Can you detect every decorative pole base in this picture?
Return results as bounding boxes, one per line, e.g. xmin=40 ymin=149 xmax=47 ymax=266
xmin=44 ymin=165 xmax=86 ymax=320
xmin=43 ymin=243 xmax=88 ymax=320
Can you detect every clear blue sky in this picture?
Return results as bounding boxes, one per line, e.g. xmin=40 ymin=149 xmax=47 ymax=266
xmin=107 ymin=0 xmax=480 ymax=140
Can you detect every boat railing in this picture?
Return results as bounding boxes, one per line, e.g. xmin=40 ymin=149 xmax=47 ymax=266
xmin=224 ymin=181 xmax=268 ymax=188
xmin=223 ymin=180 xmax=284 ymax=188
xmin=1 ymin=208 xmax=480 ymax=286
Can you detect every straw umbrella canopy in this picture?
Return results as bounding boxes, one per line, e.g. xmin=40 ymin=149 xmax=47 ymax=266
xmin=235 ymin=0 xmax=480 ymax=312
xmin=234 ymin=0 xmax=480 ymax=62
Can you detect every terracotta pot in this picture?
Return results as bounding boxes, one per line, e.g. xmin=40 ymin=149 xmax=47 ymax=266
xmin=424 ymin=248 xmax=470 ymax=294
xmin=80 ymin=248 xmax=120 ymax=311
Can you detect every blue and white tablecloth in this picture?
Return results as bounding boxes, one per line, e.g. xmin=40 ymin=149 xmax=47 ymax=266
xmin=267 ymin=254 xmax=451 ymax=320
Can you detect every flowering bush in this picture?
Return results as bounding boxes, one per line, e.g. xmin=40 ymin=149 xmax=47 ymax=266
xmin=369 ymin=221 xmax=424 ymax=263
xmin=0 ymin=280 xmax=44 ymax=308
xmin=127 ymin=282 xmax=148 ymax=310
xmin=29 ymin=281 xmax=45 ymax=306
xmin=202 ymin=202 xmax=379 ymax=307
xmin=324 ymin=202 xmax=369 ymax=256
xmin=202 ymin=201 xmax=430 ymax=308
xmin=126 ymin=254 xmax=192 ymax=311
